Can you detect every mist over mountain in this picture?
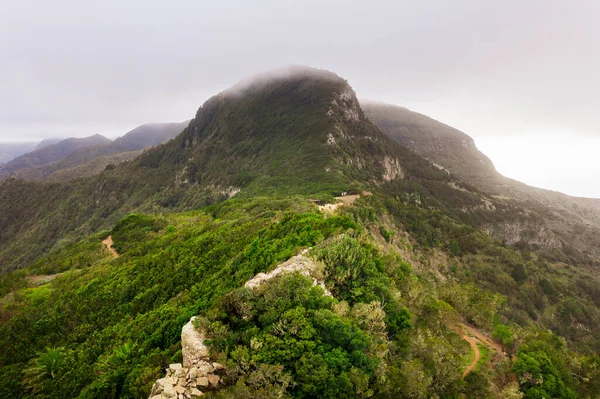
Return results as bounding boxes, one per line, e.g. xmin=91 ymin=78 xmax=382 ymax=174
xmin=1 ymin=122 xmax=188 ymax=182
xmin=34 ymin=138 xmax=62 ymax=151
xmin=0 ymin=134 xmax=111 ymax=177
xmin=1 ymin=67 xmax=599 ymax=399
xmin=0 ymin=143 xmax=38 ymax=165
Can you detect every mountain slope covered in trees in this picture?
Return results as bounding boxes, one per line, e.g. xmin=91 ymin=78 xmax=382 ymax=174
xmin=364 ymin=102 xmax=600 ymax=266
xmin=0 ymin=68 xmax=481 ymax=271
xmin=0 ymin=68 xmax=599 ymax=399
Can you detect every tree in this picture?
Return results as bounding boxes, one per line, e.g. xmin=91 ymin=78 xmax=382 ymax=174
xmin=22 ymin=347 xmax=67 ymax=393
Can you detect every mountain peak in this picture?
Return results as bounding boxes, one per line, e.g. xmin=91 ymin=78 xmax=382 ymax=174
xmin=223 ymin=65 xmax=348 ymax=98
xmin=134 ymin=68 xmax=418 ymax=196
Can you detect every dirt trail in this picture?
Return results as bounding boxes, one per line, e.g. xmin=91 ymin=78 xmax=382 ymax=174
xmin=25 ymin=273 xmax=62 ymax=284
xmin=102 ymin=235 xmax=119 ymax=258
xmin=460 ymin=323 xmax=503 ymax=353
xmin=462 ymin=333 xmax=480 ymax=377
xmin=452 ymin=322 xmax=504 ymax=378
xmin=318 ymin=191 xmax=372 ymax=212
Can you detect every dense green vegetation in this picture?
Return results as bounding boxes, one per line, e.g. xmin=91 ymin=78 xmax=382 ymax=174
xmin=1 ymin=193 xmax=599 ymax=398
xmin=1 ymin=69 xmax=599 ymax=398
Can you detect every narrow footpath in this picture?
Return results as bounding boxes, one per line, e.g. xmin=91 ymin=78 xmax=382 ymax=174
xmin=102 ymin=235 xmax=119 ymax=258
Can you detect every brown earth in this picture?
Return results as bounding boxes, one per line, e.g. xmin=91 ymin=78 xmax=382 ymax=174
xmin=318 ymin=191 xmax=372 ymax=212
xmin=102 ymin=235 xmax=119 ymax=258
xmin=25 ymin=274 xmax=62 ymax=284
xmin=462 ymin=333 xmax=480 ymax=377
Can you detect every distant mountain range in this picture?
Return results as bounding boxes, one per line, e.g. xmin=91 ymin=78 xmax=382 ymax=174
xmin=0 ymin=122 xmax=188 ymax=181
xmin=0 ymin=143 xmax=38 ymax=165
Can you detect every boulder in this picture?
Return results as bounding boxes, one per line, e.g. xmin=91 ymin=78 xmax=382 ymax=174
xmin=163 ymin=384 xmax=177 ymax=398
xmin=182 ymin=317 xmax=210 ymax=367
xmin=207 ymin=374 xmax=220 ymax=388
xmin=212 ymin=362 xmax=225 ymax=372
xmin=197 ymin=362 xmax=214 ymax=376
xmin=196 ymin=376 xmax=209 ymax=388
xmin=175 ymin=385 xmax=186 ymax=394
xmin=187 ymin=366 xmax=198 ymax=380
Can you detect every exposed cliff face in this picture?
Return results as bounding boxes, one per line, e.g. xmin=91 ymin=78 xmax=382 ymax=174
xmin=483 ymin=221 xmax=562 ymax=249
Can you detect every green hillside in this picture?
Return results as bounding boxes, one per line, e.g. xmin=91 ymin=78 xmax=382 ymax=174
xmin=0 ymin=68 xmax=599 ymax=398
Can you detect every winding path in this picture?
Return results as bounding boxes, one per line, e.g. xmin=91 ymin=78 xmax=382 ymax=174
xmin=102 ymin=235 xmax=119 ymax=258
xmin=461 ymin=333 xmax=480 ymax=377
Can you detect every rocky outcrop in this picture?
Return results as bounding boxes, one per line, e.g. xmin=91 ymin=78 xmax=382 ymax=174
xmin=181 ymin=317 xmax=209 ymax=368
xmin=381 ymin=156 xmax=404 ymax=181
xmin=149 ymin=253 xmax=329 ymax=398
xmin=244 ymin=254 xmax=332 ymax=296
xmin=483 ymin=221 xmax=561 ymax=249
xmin=148 ymin=318 xmax=225 ymax=399
xmin=148 ymin=361 xmax=226 ymax=399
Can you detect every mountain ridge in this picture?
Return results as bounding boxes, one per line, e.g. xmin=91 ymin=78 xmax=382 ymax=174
xmin=364 ymin=102 xmax=600 ymax=265
xmin=4 ymin=122 xmax=188 ymax=182
xmin=0 ymin=67 xmax=493 ymax=270
xmin=1 ymin=67 xmax=599 ymax=399
xmin=0 ymin=134 xmax=111 ymax=177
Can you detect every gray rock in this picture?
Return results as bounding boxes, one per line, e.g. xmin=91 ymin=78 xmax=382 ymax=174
xmin=150 ymin=380 xmax=164 ymax=396
xmin=182 ymin=317 xmax=210 ymax=368
xmin=175 ymin=385 xmax=186 ymax=394
xmin=191 ymin=387 xmax=204 ymax=397
xmin=212 ymin=362 xmax=225 ymax=371
xmin=197 ymin=363 xmax=214 ymax=376
xmin=196 ymin=376 xmax=209 ymax=388
xmin=187 ymin=367 xmax=198 ymax=380
xmin=163 ymin=384 xmax=177 ymax=398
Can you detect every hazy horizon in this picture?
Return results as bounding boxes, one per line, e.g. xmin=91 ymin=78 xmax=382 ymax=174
xmin=1 ymin=0 xmax=599 ymax=197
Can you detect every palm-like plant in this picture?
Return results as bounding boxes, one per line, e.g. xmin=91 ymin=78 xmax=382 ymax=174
xmin=99 ymin=342 xmax=136 ymax=372
xmin=22 ymin=347 xmax=67 ymax=393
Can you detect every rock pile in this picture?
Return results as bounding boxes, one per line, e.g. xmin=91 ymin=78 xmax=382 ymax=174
xmin=148 ymin=316 xmax=225 ymax=399
xmin=148 ymin=361 xmax=226 ymax=398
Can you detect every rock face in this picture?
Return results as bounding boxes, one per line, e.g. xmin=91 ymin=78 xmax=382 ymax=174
xmin=181 ymin=317 xmax=209 ymax=368
xmin=483 ymin=221 xmax=561 ymax=249
xmin=148 ymin=318 xmax=224 ymax=399
xmin=244 ymin=254 xmax=332 ymax=296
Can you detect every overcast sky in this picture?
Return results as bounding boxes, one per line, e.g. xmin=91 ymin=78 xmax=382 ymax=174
xmin=1 ymin=0 xmax=599 ymax=197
